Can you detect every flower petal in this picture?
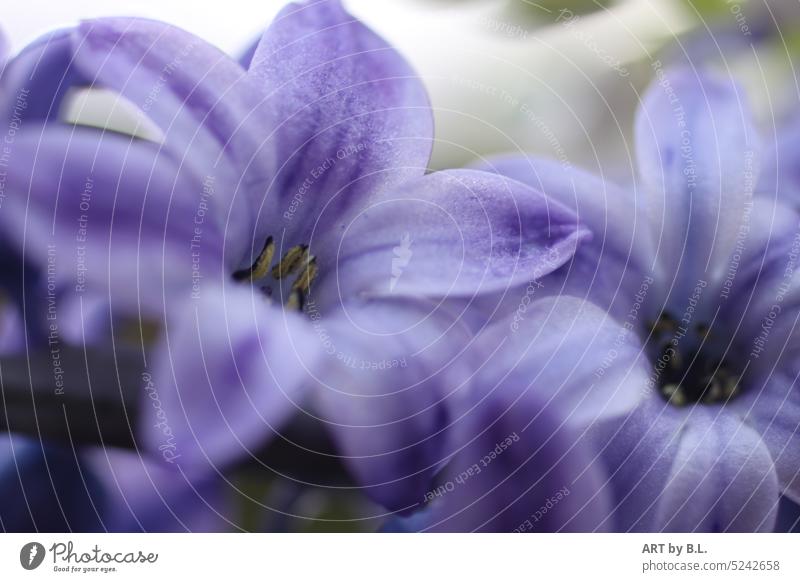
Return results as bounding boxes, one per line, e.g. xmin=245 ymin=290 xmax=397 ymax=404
xmin=653 ymin=410 xmax=779 ymax=532
xmin=590 ymin=399 xmax=684 ymax=531
xmin=237 ymin=38 xmax=258 ymax=70
xmin=595 ymin=401 xmax=779 ymax=532
xmin=472 ymin=155 xmax=654 ymax=319
xmin=0 ymin=29 xmax=89 ymax=123
xmin=0 ymin=126 xmax=233 ymax=315
xmin=71 ymin=18 xmax=269 ymax=183
xmin=375 ymin=296 xmax=645 ymax=530
xmin=474 ymin=155 xmax=652 ymax=276
xmin=318 ymin=169 xmax=588 ymax=316
xmin=470 ymin=296 xmax=649 ymax=427
xmin=733 ymin=370 xmax=800 ymax=503
xmin=245 ymin=0 xmax=433 ymax=242
xmin=424 ymin=380 xmax=612 ymax=532
xmin=86 ymin=449 xmax=232 ymax=532
xmin=718 ymin=198 xmax=800 ymax=372
xmin=143 ymin=284 xmax=320 ymax=472
xmin=635 ymin=67 xmax=761 ymax=309
xmin=312 ymin=297 xmax=473 ymax=513
xmin=721 ymin=198 xmax=800 ymax=310
xmin=757 ymin=114 xmax=800 ymax=209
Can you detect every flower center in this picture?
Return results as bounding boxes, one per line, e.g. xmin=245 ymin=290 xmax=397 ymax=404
xmin=647 ymin=312 xmax=741 ymax=407
xmin=232 ymin=237 xmax=318 ymax=310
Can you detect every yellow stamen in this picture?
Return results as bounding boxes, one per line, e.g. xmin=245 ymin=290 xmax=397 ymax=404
xmin=233 ymin=237 xmax=275 ymax=281
xmin=291 ymin=258 xmax=318 ymax=295
xmin=272 ymin=245 xmax=309 ymax=280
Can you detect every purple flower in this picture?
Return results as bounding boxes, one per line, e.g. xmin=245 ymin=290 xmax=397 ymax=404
xmin=478 ymin=67 xmax=799 ymax=531
xmin=388 ymin=295 xmax=645 ymax=532
xmin=0 ymin=1 xmax=586 ymax=513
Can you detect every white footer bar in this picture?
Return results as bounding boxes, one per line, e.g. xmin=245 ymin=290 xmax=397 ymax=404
xmin=1 ymin=533 xmax=797 ymax=580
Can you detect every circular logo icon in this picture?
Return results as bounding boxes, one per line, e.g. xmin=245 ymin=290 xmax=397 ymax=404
xmin=20 ymin=542 xmax=46 ymax=570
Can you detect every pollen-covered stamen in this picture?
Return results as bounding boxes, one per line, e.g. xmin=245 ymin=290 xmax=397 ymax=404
xmin=272 ymin=245 xmax=309 ymax=280
xmin=659 ymin=351 xmax=739 ymax=406
xmin=233 ymin=236 xmax=275 ymax=282
xmin=648 ymin=312 xmax=741 ymax=407
xmin=282 ymin=256 xmax=318 ymax=311
xmin=291 ymin=257 xmax=318 ymax=294
xmin=231 ymin=238 xmax=319 ymax=312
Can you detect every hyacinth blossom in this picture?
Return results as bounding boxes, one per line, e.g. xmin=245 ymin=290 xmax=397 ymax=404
xmin=0 ymin=25 xmax=233 ymax=531
xmin=477 ymin=66 xmax=800 ymax=531
xmin=0 ymin=0 xmax=588 ymax=519
xmin=385 ymin=295 xmax=647 ymax=532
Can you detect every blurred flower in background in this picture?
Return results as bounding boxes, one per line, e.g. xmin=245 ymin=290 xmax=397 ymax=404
xmin=5 ymin=0 xmax=800 ymax=172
